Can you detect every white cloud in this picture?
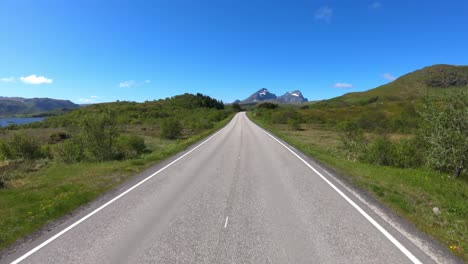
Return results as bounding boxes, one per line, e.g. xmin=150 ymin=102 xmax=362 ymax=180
xmin=78 ymin=96 xmax=101 ymax=103
xmin=78 ymin=98 xmax=94 ymax=103
xmin=119 ymin=80 xmax=136 ymax=88
xmin=333 ymin=82 xmax=353 ymax=88
xmin=315 ymin=6 xmax=333 ymax=22
xmin=1 ymin=77 xmax=15 ymax=83
xmin=119 ymin=80 xmax=151 ymax=88
xmin=20 ymin=75 xmax=53 ymax=85
xmin=382 ymin=73 xmax=396 ymax=81
xmin=371 ymin=2 xmax=382 ymax=9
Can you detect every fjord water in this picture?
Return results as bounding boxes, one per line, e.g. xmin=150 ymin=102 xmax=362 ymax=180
xmin=0 ymin=117 xmax=44 ymax=127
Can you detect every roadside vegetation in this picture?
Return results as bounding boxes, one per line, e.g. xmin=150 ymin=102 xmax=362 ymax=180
xmin=0 ymin=93 xmax=236 ymax=251
xmin=248 ymin=89 xmax=467 ymax=260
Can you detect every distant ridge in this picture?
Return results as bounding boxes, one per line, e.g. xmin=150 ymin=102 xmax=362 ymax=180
xmin=0 ymin=97 xmax=80 ymax=117
xmin=238 ymin=88 xmax=308 ymax=104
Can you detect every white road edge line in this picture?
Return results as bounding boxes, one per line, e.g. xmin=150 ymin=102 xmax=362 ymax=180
xmin=224 ymin=217 xmax=229 ymax=228
xmin=250 ymin=120 xmax=422 ymax=264
xmin=10 ymin=119 xmax=233 ymax=264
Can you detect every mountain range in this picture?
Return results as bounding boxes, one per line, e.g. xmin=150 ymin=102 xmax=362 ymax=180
xmin=0 ymin=97 xmax=80 ymax=117
xmin=237 ymin=88 xmax=308 ymax=104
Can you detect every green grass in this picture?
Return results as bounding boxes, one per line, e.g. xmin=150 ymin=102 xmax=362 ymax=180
xmin=0 ymin=114 xmax=234 ymax=251
xmin=248 ymin=112 xmax=468 ymax=261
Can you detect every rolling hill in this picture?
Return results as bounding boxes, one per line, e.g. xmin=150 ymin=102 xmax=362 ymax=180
xmin=0 ymin=97 xmax=80 ymax=117
xmin=316 ymin=64 xmax=468 ymax=108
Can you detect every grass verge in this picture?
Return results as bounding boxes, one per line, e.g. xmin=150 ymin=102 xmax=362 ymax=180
xmin=0 ymin=114 xmax=234 ymax=252
xmin=247 ymin=112 xmax=467 ymax=261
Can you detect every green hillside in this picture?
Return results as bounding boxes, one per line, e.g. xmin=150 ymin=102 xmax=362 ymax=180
xmin=41 ymin=93 xmax=226 ymax=129
xmin=316 ymin=64 xmax=468 ymax=108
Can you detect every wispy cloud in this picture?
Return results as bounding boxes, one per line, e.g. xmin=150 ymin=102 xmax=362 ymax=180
xmin=119 ymin=80 xmax=136 ymax=88
xmin=333 ymin=82 xmax=353 ymax=88
xmin=20 ymin=74 xmax=53 ymax=85
xmin=78 ymin=98 xmax=94 ymax=103
xmin=382 ymin=73 xmax=396 ymax=81
xmin=78 ymin=96 xmax=100 ymax=103
xmin=370 ymin=2 xmax=382 ymax=9
xmin=315 ymin=6 xmax=333 ymax=23
xmin=119 ymin=80 xmax=151 ymax=88
xmin=1 ymin=77 xmax=15 ymax=83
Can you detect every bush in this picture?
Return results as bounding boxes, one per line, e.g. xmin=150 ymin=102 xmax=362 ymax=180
xmin=257 ymin=102 xmax=278 ymax=109
xmin=55 ymin=138 xmax=85 ymax=163
xmin=115 ymin=134 xmax=146 ymax=159
xmin=0 ymin=133 xmax=44 ymax=160
xmin=80 ymin=112 xmax=119 ymax=161
xmin=357 ymin=111 xmax=387 ymax=131
xmin=270 ymin=109 xmax=301 ymax=124
xmin=364 ymin=137 xmax=397 ymax=166
xmin=190 ymin=118 xmax=214 ymax=129
xmin=339 ymin=122 xmax=367 ymax=162
xmin=419 ymin=90 xmax=468 ymax=177
xmin=160 ymin=118 xmax=182 ymax=139
xmin=288 ymin=118 xmax=301 ymax=130
xmin=393 ymin=138 xmax=424 ymax=168
xmin=391 ymin=104 xmax=419 ymax=133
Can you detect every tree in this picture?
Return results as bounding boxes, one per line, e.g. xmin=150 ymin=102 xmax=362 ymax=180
xmin=419 ymin=90 xmax=468 ymax=177
xmin=232 ymin=103 xmax=242 ymax=112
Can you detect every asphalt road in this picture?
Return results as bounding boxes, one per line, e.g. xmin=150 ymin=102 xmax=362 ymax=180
xmin=2 ymin=113 xmax=459 ymax=264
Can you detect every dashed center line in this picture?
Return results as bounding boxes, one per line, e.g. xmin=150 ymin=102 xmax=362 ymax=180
xmin=224 ymin=216 xmax=229 ymax=228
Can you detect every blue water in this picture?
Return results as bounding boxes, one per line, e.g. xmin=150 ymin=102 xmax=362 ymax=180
xmin=0 ymin=117 xmax=45 ymax=127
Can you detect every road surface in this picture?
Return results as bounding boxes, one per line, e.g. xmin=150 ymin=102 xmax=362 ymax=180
xmin=2 ymin=113 xmax=457 ymax=263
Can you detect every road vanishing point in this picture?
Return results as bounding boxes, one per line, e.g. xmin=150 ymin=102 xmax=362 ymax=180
xmin=2 ymin=113 xmax=459 ymax=264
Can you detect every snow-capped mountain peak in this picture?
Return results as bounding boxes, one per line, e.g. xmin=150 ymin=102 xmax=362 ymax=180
xmin=259 ymin=90 xmax=267 ymax=96
xmin=277 ymin=90 xmax=307 ymax=103
xmin=238 ymin=88 xmax=307 ymax=104
xmin=289 ymin=91 xmax=301 ymax=97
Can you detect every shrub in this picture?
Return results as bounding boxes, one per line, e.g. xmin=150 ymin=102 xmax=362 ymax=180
xmin=288 ymin=118 xmax=301 ymax=130
xmin=364 ymin=137 xmax=397 ymax=166
xmin=419 ymin=90 xmax=468 ymax=177
xmin=357 ymin=111 xmax=388 ymax=131
xmin=49 ymin=132 xmax=70 ymax=144
xmin=115 ymin=134 xmax=146 ymax=159
xmin=393 ymin=137 xmax=424 ymax=168
xmin=160 ymin=118 xmax=182 ymax=139
xmin=190 ymin=118 xmax=213 ymax=129
xmin=270 ymin=109 xmax=301 ymax=124
xmin=55 ymin=138 xmax=85 ymax=163
xmin=339 ymin=122 xmax=367 ymax=162
xmin=0 ymin=133 xmax=44 ymax=160
xmin=257 ymin=102 xmax=278 ymax=109
xmin=80 ymin=112 xmax=119 ymax=161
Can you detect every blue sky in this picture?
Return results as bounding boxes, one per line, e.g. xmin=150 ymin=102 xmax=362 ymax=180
xmin=1 ymin=0 xmax=467 ymax=104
